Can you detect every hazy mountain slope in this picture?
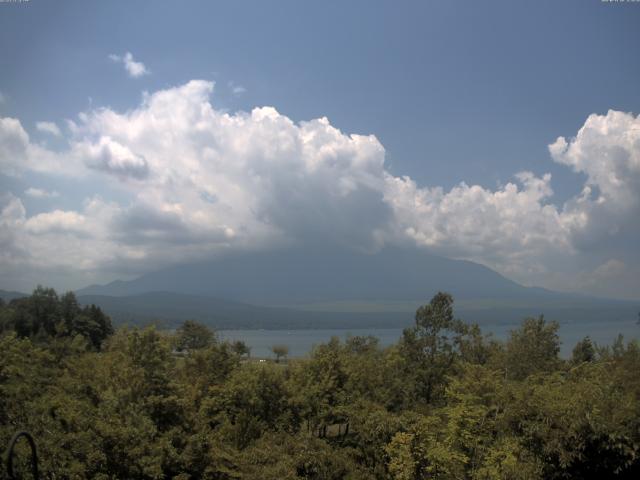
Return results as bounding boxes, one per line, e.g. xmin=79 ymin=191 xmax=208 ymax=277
xmin=77 ymin=246 xmax=561 ymax=304
xmin=76 ymin=291 xmax=639 ymax=331
xmin=77 ymin=292 xmax=412 ymax=330
xmin=74 ymin=247 xmax=639 ymax=329
xmin=0 ymin=289 xmax=28 ymax=302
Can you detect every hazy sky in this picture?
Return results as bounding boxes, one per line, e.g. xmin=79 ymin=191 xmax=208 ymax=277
xmin=1 ymin=0 xmax=639 ymax=299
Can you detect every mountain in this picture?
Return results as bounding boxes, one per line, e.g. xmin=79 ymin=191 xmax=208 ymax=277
xmin=76 ymin=291 xmax=412 ymax=330
xmin=74 ymin=246 xmax=638 ymax=329
xmin=0 ymin=289 xmax=28 ymax=302
xmin=76 ymin=290 xmax=639 ymax=330
xmin=77 ymin=246 xmax=562 ymax=304
xmin=5 ymin=246 xmax=637 ymax=330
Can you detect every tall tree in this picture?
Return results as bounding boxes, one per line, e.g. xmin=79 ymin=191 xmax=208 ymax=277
xmin=271 ymin=345 xmax=289 ymax=363
xmin=505 ymin=315 xmax=561 ymax=380
xmin=572 ymin=336 xmax=596 ymax=364
xmin=400 ymin=292 xmax=468 ymax=404
xmin=175 ymin=319 xmax=214 ymax=351
xmin=231 ymin=340 xmax=251 ymax=359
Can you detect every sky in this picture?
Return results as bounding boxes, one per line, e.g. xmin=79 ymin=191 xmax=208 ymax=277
xmin=0 ymin=0 xmax=639 ymax=299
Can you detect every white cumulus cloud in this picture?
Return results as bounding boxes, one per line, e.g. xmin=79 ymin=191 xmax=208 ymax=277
xmin=36 ymin=121 xmax=61 ymax=137
xmin=0 ymin=116 xmax=81 ymax=177
xmin=549 ymin=110 xmax=640 ymax=250
xmin=109 ymin=52 xmax=150 ymax=78
xmin=0 ymin=117 xmax=30 ymax=175
xmin=24 ymin=188 xmax=60 ymax=199
xmin=76 ymin=135 xmax=149 ymax=180
xmin=1 ymin=82 xmax=639 ymax=297
xmin=383 ymin=171 xmax=574 ymax=276
xmin=228 ymin=81 xmax=247 ymax=95
xmin=25 ymin=209 xmax=88 ymax=235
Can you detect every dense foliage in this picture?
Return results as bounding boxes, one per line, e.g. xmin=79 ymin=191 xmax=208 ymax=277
xmin=0 ymin=286 xmax=113 ymax=349
xmin=1 ymin=289 xmax=639 ymax=479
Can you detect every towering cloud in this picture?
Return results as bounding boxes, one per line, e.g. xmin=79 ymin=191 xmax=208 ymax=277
xmin=1 ymin=82 xmax=639 ymax=296
xmin=549 ymin=110 xmax=640 ymax=250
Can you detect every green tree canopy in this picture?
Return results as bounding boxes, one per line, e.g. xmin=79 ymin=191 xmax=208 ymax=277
xmin=175 ymin=319 xmax=215 ymax=351
xmin=505 ymin=315 xmax=561 ymax=380
xmin=271 ymin=344 xmax=289 ymax=363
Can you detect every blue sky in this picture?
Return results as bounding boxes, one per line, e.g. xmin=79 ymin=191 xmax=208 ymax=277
xmin=1 ymin=0 xmax=639 ymax=299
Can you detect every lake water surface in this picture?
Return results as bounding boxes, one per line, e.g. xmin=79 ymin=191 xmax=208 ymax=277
xmin=219 ymin=317 xmax=639 ymax=359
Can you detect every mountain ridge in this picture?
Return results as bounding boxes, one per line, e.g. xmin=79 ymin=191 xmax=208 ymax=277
xmin=76 ymin=246 xmax=566 ymax=303
xmin=71 ymin=247 xmax=638 ymax=329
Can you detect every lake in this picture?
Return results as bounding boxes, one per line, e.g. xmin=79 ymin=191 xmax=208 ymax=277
xmin=219 ymin=317 xmax=640 ymax=359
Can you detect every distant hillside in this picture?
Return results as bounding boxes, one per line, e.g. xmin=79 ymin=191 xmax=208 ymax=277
xmin=77 ymin=292 xmax=412 ymax=330
xmin=75 ymin=292 xmax=639 ymax=331
xmin=74 ymin=246 xmax=639 ymax=329
xmin=4 ymin=246 xmax=638 ymax=330
xmin=0 ymin=289 xmax=28 ymax=302
xmin=77 ymin=246 xmax=567 ymax=304
xmin=2 ymin=287 xmax=635 ymax=330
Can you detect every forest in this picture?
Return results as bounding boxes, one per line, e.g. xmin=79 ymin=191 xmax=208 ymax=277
xmin=1 ymin=287 xmax=639 ymax=479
